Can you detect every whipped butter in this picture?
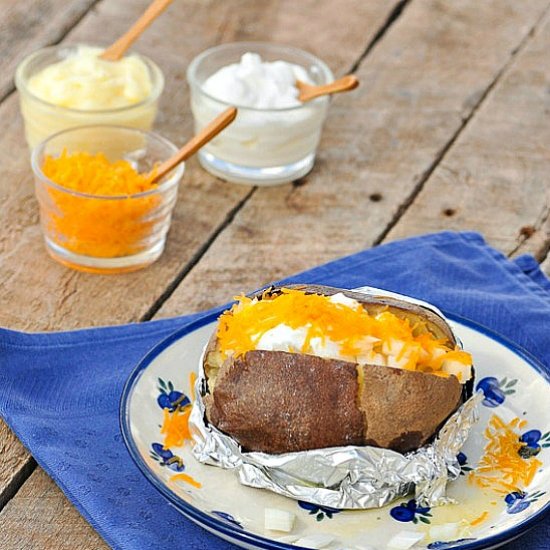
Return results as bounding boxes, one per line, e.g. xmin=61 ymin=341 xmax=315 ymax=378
xmin=16 ymin=45 xmax=163 ymax=148
xmin=27 ymin=46 xmax=153 ymax=110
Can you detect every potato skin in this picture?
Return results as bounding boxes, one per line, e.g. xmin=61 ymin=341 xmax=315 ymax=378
xmin=203 ymin=285 xmax=470 ymax=454
xmin=205 ymin=350 xmax=365 ymax=454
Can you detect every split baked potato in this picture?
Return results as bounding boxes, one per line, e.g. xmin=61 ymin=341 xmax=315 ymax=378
xmin=202 ymin=285 xmax=474 ymax=455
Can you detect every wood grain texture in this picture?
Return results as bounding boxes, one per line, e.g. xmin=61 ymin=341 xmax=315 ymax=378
xmin=0 ymin=0 xmax=401 ymax=546
xmin=0 ymin=0 xmax=99 ymax=101
xmin=1 ymin=469 xmax=107 ymax=550
xmin=157 ymin=0 xmax=550 ymax=319
xmin=386 ymin=7 xmax=550 ymax=258
xmin=0 ymin=0 xmax=397 ymax=332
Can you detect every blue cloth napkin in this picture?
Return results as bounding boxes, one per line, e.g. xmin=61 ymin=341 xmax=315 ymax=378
xmin=1 ymin=231 xmax=549 ymax=550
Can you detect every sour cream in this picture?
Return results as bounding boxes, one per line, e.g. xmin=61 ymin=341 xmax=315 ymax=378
xmin=188 ymin=48 xmax=332 ymax=184
xmin=202 ymin=52 xmax=309 ymax=109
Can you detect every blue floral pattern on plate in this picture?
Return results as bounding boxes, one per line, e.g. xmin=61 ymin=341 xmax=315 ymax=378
xmin=150 ymin=443 xmax=185 ymax=472
xmin=157 ymin=377 xmax=190 ymax=412
xmin=427 ymin=539 xmax=476 ymax=549
xmin=457 ymin=452 xmax=473 ymax=475
xmin=518 ymin=430 xmax=550 ymax=458
xmin=211 ymin=511 xmax=243 ymax=529
xmin=505 ymin=490 xmax=546 ymax=514
xmin=476 ymin=376 xmax=517 ymax=407
xmin=298 ymin=501 xmax=342 ymax=521
xmin=390 ymin=499 xmax=432 ymax=524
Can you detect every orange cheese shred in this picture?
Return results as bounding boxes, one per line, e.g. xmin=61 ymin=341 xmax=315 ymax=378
xmin=470 ymin=511 xmax=489 ymax=526
xmin=41 ymin=150 xmax=160 ymax=258
xmin=160 ymin=405 xmax=192 ymax=449
xmin=469 ymin=415 xmax=542 ymax=494
xmin=169 ymin=472 xmax=202 ymax=489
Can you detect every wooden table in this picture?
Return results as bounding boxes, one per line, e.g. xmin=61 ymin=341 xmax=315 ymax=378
xmin=1 ymin=0 xmax=549 ymax=547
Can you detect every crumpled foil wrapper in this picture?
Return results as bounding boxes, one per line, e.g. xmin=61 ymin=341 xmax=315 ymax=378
xmin=189 ymin=286 xmax=482 ymax=509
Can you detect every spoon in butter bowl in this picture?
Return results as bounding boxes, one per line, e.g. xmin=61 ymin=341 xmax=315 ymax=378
xmin=296 ymin=74 xmax=359 ymax=103
xmin=101 ymin=0 xmax=174 ymax=61
xmin=150 ymin=106 xmax=238 ymax=183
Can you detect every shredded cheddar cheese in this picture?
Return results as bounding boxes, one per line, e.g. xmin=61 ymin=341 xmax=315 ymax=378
xmin=217 ymin=288 xmax=471 ymax=376
xmin=469 ymin=511 xmax=489 ymax=526
xmin=41 ymin=151 xmax=161 ymax=258
xmin=160 ymin=405 xmax=192 ymax=449
xmin=469 ymin=415 xmax=542 ymax=494
xmin=169 ymin=472 xmax=202 ymax=488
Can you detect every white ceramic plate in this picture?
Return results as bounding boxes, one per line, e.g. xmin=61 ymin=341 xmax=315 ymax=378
xmin=120 ymin=310 xmax=550 ymax=550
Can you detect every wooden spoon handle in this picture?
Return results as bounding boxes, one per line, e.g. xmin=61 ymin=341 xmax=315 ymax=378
xmin=100 ymin=0 xmax=174 ymax=61
xmin=298 ymin=74 xmax=359 ymax=103
xmin=151 ymin=107 xmax=238 ymax=183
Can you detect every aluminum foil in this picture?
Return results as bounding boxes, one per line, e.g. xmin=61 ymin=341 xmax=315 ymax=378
xmin=189 ymin=287 xmax=481 ymax=510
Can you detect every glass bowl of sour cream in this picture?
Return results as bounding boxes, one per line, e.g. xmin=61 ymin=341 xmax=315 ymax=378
xmin=187 ymin=42 xmax=334 ymax=186
xmin=15 ymin=44 xmax=164 ymax=149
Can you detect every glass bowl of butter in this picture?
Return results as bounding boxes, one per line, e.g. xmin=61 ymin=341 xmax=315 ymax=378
xmin=187 ymin=42 xmax=334 ymax=186
xmin=15 ymin=44 xmax=164 ymax=149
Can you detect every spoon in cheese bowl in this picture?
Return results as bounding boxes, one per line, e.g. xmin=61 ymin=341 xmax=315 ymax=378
xmin=296 ymin=74 xmax=359 ymax=103
xmin=150 ymin=106 xmax=238 ymax=183
xmin=100 ymin=0 xmax=174 ymax=61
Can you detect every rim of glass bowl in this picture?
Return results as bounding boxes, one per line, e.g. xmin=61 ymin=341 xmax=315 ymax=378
xmin=186 ymin=41 xmax=334 ymax=113
xmin=15 ymin=44 xmax=165 ymax=115
xmin=31 ymin=124 xmax=184 ymax=200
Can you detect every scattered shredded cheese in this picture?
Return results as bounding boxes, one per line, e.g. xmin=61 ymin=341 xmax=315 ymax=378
xmin=160 ymin=404 xmax=192 ymax=449
xmin=217 ymin=288 xmax=471 ymax=376
xmin=169 ymin=472 xmax=202 ymax=488
xmin=469 ymin=511 xmax=489 ymax=526
xmin=469 ymin=415 xmax=542 ymax=494
xmin=41 ymin=151 xmax=161 ymax=258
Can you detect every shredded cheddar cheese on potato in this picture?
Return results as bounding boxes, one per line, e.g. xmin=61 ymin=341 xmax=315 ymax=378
xmin=469 ymin=415 xmax=542 ymax=494
xmin=41 ymin=151 xmax=160 ymax=258
xmin=217 ymin=288 xmax=471 ymax=376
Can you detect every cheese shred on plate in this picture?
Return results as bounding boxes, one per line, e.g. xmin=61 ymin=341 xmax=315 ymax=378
xmin=217 ymin=288 xmax=472 ymax=379
xmin=41 ymin=151 xmax=160 ymax=258
xmin=469 ymin=415 xmax=542 ymax=494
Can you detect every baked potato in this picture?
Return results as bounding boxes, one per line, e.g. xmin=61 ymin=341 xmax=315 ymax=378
xmin=202 ymin=285 xmax=474 ymax=455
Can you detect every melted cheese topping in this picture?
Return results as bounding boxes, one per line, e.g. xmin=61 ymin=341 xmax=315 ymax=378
xmin=216 ymin=288 xmax=472 ymax=378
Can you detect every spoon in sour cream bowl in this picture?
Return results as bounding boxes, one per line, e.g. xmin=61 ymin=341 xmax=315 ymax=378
xmin=296 ymin=74 xmax=359 ymax=103
xmin=150 ymin=106 xmax=237 ymax=183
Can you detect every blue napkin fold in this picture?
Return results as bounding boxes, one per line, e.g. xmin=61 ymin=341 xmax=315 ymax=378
xmin=1 ymin=231 xmax=549 ymax=550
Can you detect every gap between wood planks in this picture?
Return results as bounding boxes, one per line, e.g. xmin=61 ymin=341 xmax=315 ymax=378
xmin=372 ymin=2 xmax=550 ymax=258
xmin=507 ymin=203 xmax=550 ymax=261
xmin=0 ymin=0 xmax=411 ymax=515
xmin=139 ymin=0 xmax=413 ymax=323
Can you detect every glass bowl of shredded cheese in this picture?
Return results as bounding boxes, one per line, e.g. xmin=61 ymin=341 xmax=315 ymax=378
xmin=31 ymin=125 xmax=184 ymax=273
xmin=16 ymin=44 xmax=164 ymax=149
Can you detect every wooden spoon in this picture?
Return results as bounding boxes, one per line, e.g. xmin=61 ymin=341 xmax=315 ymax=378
xmin=150 ymin=107 xmax=238 ymax=183
xmin=296 ymin=74 xmax=359 ymax=103
xmin=100 ymin=0 xmax=173 ymax=61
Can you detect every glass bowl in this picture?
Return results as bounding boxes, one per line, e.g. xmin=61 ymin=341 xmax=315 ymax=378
xmin=16 ymin=44 xmax=164 ymax=149
xmin=31 ymin=125 xmax=184 ymax=274
xmin=187 ymin=42 xmax=333 ymax=186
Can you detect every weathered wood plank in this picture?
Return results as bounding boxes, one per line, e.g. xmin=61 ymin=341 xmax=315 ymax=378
xmin=0 ymin=0 xmax=401 ymax=546
xmin=1 ymin=469 xmax=107 ymax=550
xmin=0 ymin=0 xmax=99 ymax=101
xmin=386 ymin=7 xmax=550 ymax=259
xmin=157 ymin=0 xmax=550 ymax=320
